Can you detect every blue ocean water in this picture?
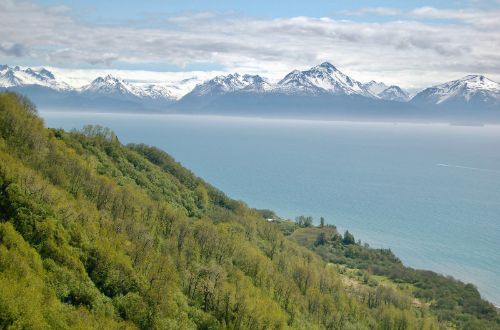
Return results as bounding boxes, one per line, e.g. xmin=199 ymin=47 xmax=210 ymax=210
xmin=40 ymin=111 xmax=500 ymax=306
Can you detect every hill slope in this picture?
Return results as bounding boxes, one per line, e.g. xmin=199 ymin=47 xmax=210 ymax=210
xmin=0 ymin=92 xmax=498 ymax=329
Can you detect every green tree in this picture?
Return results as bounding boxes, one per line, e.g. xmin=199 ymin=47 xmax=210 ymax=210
xmin=343 ymin=230 xmax=355 ymax=245
xmin=295 ymin=215 xmax=313 ymax=228
xmin=0 ymin=92 xmax=494 ymax=330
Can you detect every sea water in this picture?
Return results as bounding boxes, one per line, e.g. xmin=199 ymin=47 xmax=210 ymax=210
xmin=40 ymin=111 xmax=500 ymax=306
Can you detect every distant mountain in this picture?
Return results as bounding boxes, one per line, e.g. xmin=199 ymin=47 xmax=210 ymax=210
xmin=186 ymin=73 xmax=270 ymax=97
xmin=175 ymin=65 xmax=499 ymax=121
xmin=363 ymin=81 xmax=411 ymax=102
xmin=276 ymin=62 xmax=375 ymax=97
xmin=0 ymin=66 xmax=175 ymax=111
xmin=363 ymin=80 xmax=389 ymax=95
xmin=241 ymin=74 xmax=274 ymax=92
xmin=1 ymin=63 xmax=499 ymax=120
xmin=82 ymin=75 xmax=134 ymax=95
xmin=69 ymin=75 xmax=174 ymax=110
xmin=175 ymin=62 xmax=416 ymax=118
xmin=181 ymin=62 xmax=377 ymax=102
xmin=0 ymin=65 xmax=69 ymax=91
xmin=177 ymin=73 xmax=274 ymax=110
xmin=81 ymin=75 xmax=175 ymax=101
xmin=378 ymin=86 xmax=410 ymax=102
xmin=411 ymin=75 xmax=500 ymax=109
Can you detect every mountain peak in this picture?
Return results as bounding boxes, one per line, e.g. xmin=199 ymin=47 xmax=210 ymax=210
xmin=443 ymin=75 xmax=499 ymax=91
xmin=317 ymin=62 xmax=337 ymax=71
xmin=378 ymin=85 xmax=410 ymax=102
xmin=83 ymin=75 xmax=134 ymax=96
xmin=188 ymin=73 xmax=251 ymax=96
xmin=462 ymin=74 xmax=485 ymax=80
xmin=242 ymin=74 xmax=266 ymax=86
xmin=0 ymin=65 xmax=67 ymax=90
xmin=277 ymin=62 xmax=374 ymax=97
xmin=103 ymin=74 xmax=121 ymax=82
xmin=38 ymin=68 xmax=55 ymax=80
xmin=24 ymin=67 xmax=56 ymax=82
xmin=411 ymin=75 xmax=500 ymax=106
xmin=89 ymin=74 xmax=126 ymax=87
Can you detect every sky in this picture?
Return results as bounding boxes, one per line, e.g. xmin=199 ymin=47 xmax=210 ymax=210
xmin=1 ymin=0 xmax=500 ymax=89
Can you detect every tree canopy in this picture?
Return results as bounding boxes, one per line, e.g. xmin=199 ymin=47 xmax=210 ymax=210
xmin=0 ymin=91 xmax=498 ymax=329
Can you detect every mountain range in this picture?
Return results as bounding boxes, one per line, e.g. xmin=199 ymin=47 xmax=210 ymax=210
xmin=1 ymin=62 xmax=499 ymax=121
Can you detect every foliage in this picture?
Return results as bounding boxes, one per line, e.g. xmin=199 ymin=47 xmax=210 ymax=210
xmin=295 ymin=215 xmax=313 ymax=228
xmin=0 ymin=91 xmax=496 ymax=329
xmin=286 ymin=224 xmax=500 ymax=329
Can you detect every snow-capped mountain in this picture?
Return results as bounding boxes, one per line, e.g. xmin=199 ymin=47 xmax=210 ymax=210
xmin=276 ymin=62 xmax=375 ymax=97
xmin=182 ymin=62 xmax=377 ymax=100
xmin=71 ymin=75 xmax=176 ymax=111
xmin=411 ymin=75 xmax=500 ymax=107
xmin=0 ymin=66 xmax=176 ymax=111
xmin=0 ymin=65 xmax=69 ymax=90
xmin=0 ymin=65 xmax=177 ymax=104
xmin=175 ymin=62 xmax=413 ymax=116
xmin=82 ymin=75 xmax=138 ymax=96
xmin=378 ymin=86 xmax=410 ymax=102
xmin=80 ymin=75 xmax=175 ymax=101
xmin=363 ymin=80 xmax=389 ymax=95
xmin=137 ymin=84 xmax=175 ymax=100
xmin=363 ymin=81 xmax=411 ymax=101
xmin=187 ymin=73 xmax=271 ymax=97
xmin=240 ymin=74 xmax=273 ymax=92
xmin=188 ymin=73 xmax=249 ymax=96
xmin=2 ymin=63 xmax=498 ymax=118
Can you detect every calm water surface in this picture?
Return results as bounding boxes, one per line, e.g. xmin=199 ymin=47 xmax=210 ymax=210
xmin=40 ymin=111 xmax=500 ymax=306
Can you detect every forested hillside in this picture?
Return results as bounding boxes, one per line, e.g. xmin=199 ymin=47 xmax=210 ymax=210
xmin=0 ymin=92 xmax=498 ymax=329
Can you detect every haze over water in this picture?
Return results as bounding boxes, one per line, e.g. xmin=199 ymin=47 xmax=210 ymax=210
xmin=41 ymin=111 xmax=500 ymax=306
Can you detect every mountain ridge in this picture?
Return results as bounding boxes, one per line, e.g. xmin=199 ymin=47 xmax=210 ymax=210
xmin=1 ymin=63 xmax=499 ymax=118
xmin=411 ymin=75 xmax=500 ymax=109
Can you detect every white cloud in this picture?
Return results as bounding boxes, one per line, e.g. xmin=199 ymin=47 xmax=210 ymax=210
xmin=341 ymin=7 xmax=402 ymax=16
xmin=411 ymin=6 xmax=500 ymax=29
xmin=0 ymin=1 xmax=499 ymax=89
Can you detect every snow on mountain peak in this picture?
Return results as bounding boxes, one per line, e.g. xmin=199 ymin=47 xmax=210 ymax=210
xmin=84 ymin=75 xmax=132 ymax=94
xmin=190 ymin=73 xmax=258 ymax=96
xmin=3 ymin=63 xmax=499 ymax=110
xmin=0 ymin=65 xmax=68 ymax=90
xmin=411 ymin=74 xmax=500 ymax=105
xmin=378 ymin=86 xmax=410 ymax=102
xmin=82 ymin=74 xmax=175 ymax=101
xmin=138 ymin=84 xmax=175 ymax=100
xmin=0 ymin=65 xmax=177 ymax=102
xmin=0 ymin=68 xmax=23 ymax=87
xmin=277 ymin=62 xmax=375 ymax=97
xmin=240 ymin=74 xmax=273 ymax=92
xmin=457 ymin=75 xmax=499 ymax=91
xmin=39 ymin=68 xmax=55 ymax=80
xmin=186 ymin=62 xmax=377 ymax=98
xmin=316 ymin=62 xmax=338 ymax=72
xmin=364 ymin=80 xmax=389 ymax=95
xmin=94 ymin=74 xmax=123 ymax=85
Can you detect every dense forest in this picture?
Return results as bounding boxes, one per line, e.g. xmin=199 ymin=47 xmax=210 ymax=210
xmin=0 ymin=91 xmax=498 ymax=329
